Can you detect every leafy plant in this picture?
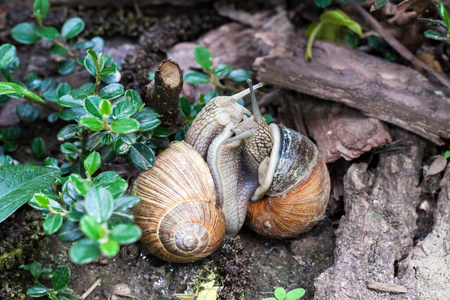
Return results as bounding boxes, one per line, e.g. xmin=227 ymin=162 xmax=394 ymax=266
xmin=20 ymin=262 xmax=78 ymax=299
xmin=263 ymin=287 xmax=306 ymax=300
xmin=182 ymin=45 xmax=253 ymax=93
xmin=419 ymin=3 xmax=450 ymax=41
xmin=305 ymin=9 xmax=363 ymax=61
xmin=28 ymin=151 xmax=142 ymax=263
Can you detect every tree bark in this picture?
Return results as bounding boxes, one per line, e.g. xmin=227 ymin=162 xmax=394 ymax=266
xmin=144 ymin=59 xmax=184 ymax=133
xmin=314 ymin=130 xmax=424 ymax=299
xmin=253 ymin=36 xmax=450 ymax=145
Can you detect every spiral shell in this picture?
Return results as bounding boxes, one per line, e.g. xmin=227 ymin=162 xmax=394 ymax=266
xmin=246 ymin=126 xmax=330 ymax=238
xmin=132 ymin=142 xmax=226 ymax=263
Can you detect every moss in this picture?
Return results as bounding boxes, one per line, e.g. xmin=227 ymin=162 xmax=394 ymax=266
xmin=0 ymin=207 xmax=50 ymax=299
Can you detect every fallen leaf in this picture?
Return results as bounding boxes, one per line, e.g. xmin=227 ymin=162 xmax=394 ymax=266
xmin=426 ymin=155 xmax=448 ymax=177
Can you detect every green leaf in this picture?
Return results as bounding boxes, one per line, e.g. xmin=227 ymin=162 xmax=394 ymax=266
xmin=445 ymin=151 xmax=450 ymax=159
xmin=417 ymin=18 xmax=448 ymax=28
xmin=424 ymin=30 xmax=446 ymax=41
xmin=114 ymin=195 xmax=140 ymax=210
xmin=58 ymin=94 xmax=83 ymax=108
xmin=128 ymin=143 xmax=155 ymax=170
xmin=194 ymin=45 xmax=213 ymax=72
xmin=346 ymin=32 xmax=359 ymax=48
xmin=56 ymin=82 xmax=73 ymax=98
xmin=75 ymin=40 xmax=95 ymax=50
xmin=153 ymin=126 xmax=170 ymax=137
xmin=147 ymin=72 xmax=155 ymax=81
xmin=0 ymin=165 xmax=60 ymax=223
xmin=27 ymin=283 xmax=47 ymax=297
xmin=84 ymin=151 xmax=100 ymax=175
xmin=100 ymin=240 xmax=120 ymax=257
xmin=439 ymin=3 xmax=450 ymax=29
xmin=84 ymin=96 xmax=102 ymax=119
xmin=70 ymin=239 xmax=100 ymax=264
xmin=373 ymin=0 xmax=389 ymax=9
xmin=84 ymin=53 xmax=96 ymax=76
xmin=91 ymin=37 xmax=105 ymax=52
xmin=98 ymin=83 xmax=124 ymax=100
xmin=0 ymin=44 xmax=16 ymax=67
xmin=38 ymin=26 xmax=58 ymax=41
xmin=111 ymin=118 xmax=140 ymax=134
xmin=263 ymin=114 xmax=272 ymax=125
xmin=113 ymin=138 xmax=131 ymax=155
xmin=180 ymin=97 xmax=191 ymax=117
xmin=16 ymin=102 xmax=39 ymax=122
xmin=30 ymin=261 xmax=42 ymax=281
xmin=58 ymin=221 xmax=83 ymax=242
xmin=100 ymin=65 xmax=117 ymax=77
xmin=320 ymin=10 xmax=363 ymax=37
xmin=315 ymin=0 xmax=332 ymax=8
xmin=112 ymin=100 xmax=139 ymax=119
xmin=33 ymin=0 xmax=50 ymax=19
xmin=85 ymin=187 xmax=114 ymax=223
xmin=286 ymin=288 xmax=306 ymax=300
xmin=61 ymin=17 xmax=85 ymax=39
xmin=184 ymin=71 xmax=210 ymax=84
xmin=79 ymin=214 xmax=101 ymax=239
xmin=69 ymin=173 xmax=90 ymax=195
xmin=79 ymin=118 xmax=103 ymax=131
xmin=11 ymin=23 xmax=41 ymax=44
xmin=41 ymin=78 xmax=56 ymax=93
xmin=109 ymin=224 xmax=141 ymax=244
xmin=33 ymin=193 xmax=50 ymax=207
xmin=43 ymin=214 xmax=63 ymax=234
xmin=92 ymin=171 xmax=127 ymax=198
xmin=99 ymin=99 xmax=112 ymax=116
xmin=0 ymin=82 xmax=44 ymax=102
xmin=58 ymin=60 xmax=76 ymax=75
xmin=49 ymin=44 xmax=68 ymax=57
xmin=214 ymin=64 xmax=233 ymax=77
xmin=227 ymin=69 xmax=253 ymax=82
xmin=57 ymin=124 xmax=80 ymax=141
xmin=31 ymin=137 xmax=45 ymax=158
xmin=274 ymin=287 xmax=286 ymax=300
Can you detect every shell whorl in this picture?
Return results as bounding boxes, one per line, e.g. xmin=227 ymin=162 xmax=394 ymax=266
xmin=132 ymin=142 xmax=226 ymax=263
xmin=246 ymin=126 xmax=330 ymax=238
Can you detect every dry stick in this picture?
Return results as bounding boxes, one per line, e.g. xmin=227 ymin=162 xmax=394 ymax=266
xmin=353 ymin=4 xmax=450 ymax=92
xmin=144 ymin=59 xmax=184 ymax=133
xmin=80 ymin=278 xmax=101 ymax=299
xmin=367 ymin=281 xmax=408 ymax=294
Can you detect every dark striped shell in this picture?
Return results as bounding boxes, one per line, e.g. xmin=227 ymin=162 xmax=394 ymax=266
xmin=246 ymin=126 xmax=330 ymax=238
xmin=132 ymin=142 xmax=226 ymax=263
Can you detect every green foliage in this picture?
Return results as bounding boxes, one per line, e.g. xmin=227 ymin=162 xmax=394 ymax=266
xmin=419 ymin=3 xmax=450 ymax=41
xmin=183 ymin=45 xmax=253 ymax=92
xmin=305 ymin=9 xmax=363 ymax=61
xmin=20 ymin=262 xmax=78 ymax=299
xmin=263 ymin=287 xmax=306 ymax=300
xmin=0 ymin=165 xmax=60 ymax=223
xmin=445 ymin=150 xmax=450 ymax=159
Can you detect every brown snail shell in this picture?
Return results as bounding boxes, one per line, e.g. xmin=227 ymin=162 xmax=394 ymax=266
xmin=245 ymin=126 xmax=330 ymax=238
xmin=132 ymin=142 xmax=226 ymax=263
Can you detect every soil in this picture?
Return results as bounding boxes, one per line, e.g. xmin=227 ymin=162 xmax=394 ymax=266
xmin=1 ymin=0 xmax=448 ymax=299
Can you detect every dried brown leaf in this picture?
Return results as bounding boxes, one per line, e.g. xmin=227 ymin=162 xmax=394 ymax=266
xmin=426 ymin=155 xmax=448 ymax=177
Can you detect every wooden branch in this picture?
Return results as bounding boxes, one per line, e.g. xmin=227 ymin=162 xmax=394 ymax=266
xmin=145 ymin=59 xmax=184 ymax=133
xmin=353 ymin=4 xmax=450 ymax=92
xmin=299 ymin=97 xmax=392 ymax=163
xmin=314 ymin=130 xmax=424 ymax=298
xmin=253 ymin=35 xmax=450 ymax=145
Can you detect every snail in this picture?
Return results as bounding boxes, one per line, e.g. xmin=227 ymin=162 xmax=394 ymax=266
xmin=132 ymin=80 xmax=330 ymax=262
xmin=132 ymin=142 xmax=226 ymax=263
